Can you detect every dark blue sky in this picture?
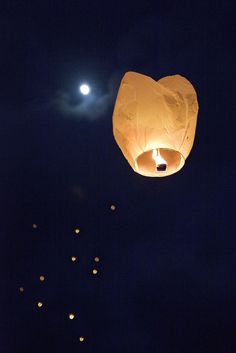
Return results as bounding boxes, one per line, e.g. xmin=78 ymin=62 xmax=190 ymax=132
xmin=0 ymin=1 xmax=235 ymax=353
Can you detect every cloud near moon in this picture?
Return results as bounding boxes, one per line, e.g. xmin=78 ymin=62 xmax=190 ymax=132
xmin=55 ymin=73 xmax=121 ymax=121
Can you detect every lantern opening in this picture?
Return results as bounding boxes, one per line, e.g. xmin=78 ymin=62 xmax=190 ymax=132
xmin=136 ymin=148 xmax=185 ymax=177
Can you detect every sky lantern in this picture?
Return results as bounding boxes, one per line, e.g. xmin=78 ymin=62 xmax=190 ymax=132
xmin=112 ymin=71 xmax=199 ymax=177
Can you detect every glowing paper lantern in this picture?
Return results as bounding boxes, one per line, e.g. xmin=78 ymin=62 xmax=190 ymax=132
xmin=112 ymin=72 xmax=199 ymax=177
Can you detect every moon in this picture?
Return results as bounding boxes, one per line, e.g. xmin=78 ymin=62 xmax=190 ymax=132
xmin=79 ymin=84 xmax=90 ymax=95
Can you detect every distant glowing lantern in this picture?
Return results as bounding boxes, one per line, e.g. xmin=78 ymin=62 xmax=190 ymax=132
xmin=112 ymin=72 xmax=199 ymax=177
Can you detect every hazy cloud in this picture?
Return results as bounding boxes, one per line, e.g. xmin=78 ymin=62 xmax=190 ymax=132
xmin=54 ymin=72 xmax=121 ymax=121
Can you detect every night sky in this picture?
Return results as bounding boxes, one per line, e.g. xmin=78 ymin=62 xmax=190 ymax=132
xmin=1 ymin=1 xmax=235 ymax=353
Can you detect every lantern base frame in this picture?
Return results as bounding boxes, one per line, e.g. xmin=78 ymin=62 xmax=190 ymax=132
xmin=135 ymin=148 xmax=185 ymax=177
xmin=156 ymin=163 xmax=167 ymax=172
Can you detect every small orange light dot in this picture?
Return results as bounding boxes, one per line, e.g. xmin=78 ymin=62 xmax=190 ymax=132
xmin=32 ymin=223 xmax=38 ymax=229
xmin=39 ymin=275 xmax=45 ymax=282
xmin=19 ymin=287 xmax=24 ymax=293
xmin=69 ymin=313 xmax=75 ymax=320
xmin=110 ymin=204 xmax=116 ymax=211
xmin=74 ymin=228 xmax=80 ymax=234
xmin=94 ymin=257 xmax=100 ymax=262
xmin=37 ymin=301 xmax=43 ymax=308
xmin=92 ymin=269 xmax=98 ymax=275
xmin=79 ymin=336 xmax=84 ymax=342
xmin=71 ymin=256 xmax=77 ymax=262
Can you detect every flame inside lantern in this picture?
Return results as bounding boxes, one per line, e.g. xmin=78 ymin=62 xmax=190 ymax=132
xmin=152 ymin=149 xmax=167 ymax=172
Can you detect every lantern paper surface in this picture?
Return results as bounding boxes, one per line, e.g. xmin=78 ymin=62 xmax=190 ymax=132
xmin=112 ymin=72 xmax=199 ymax=177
